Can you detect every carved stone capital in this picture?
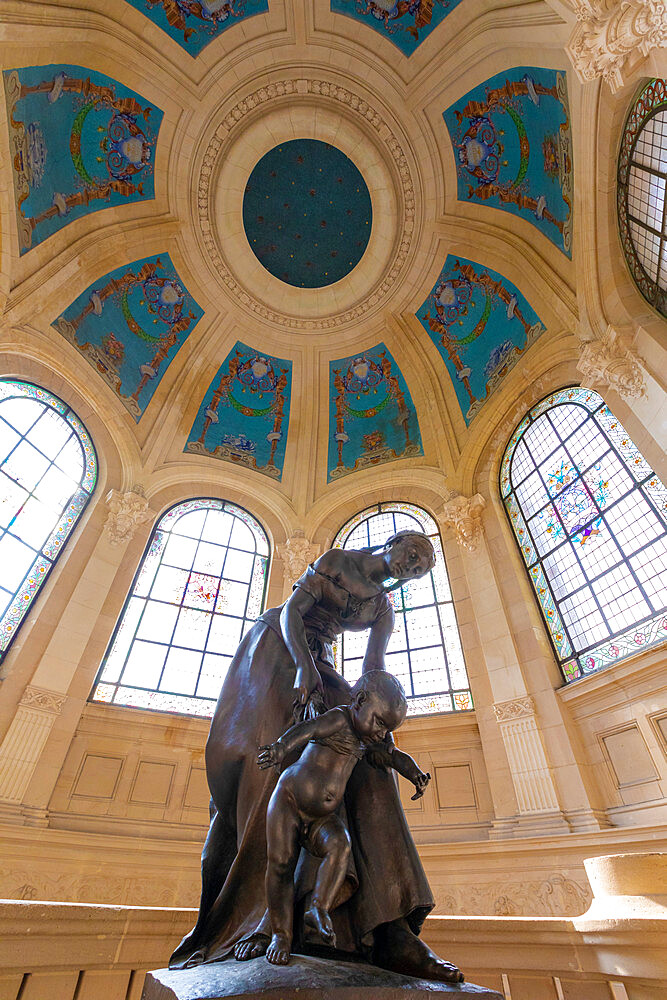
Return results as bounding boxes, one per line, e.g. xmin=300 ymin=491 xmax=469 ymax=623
xmin=19 ymin=685 xmax=65 ymax=715
xmin=103 ymin=486 xmax=155 ymax=548
xmin=439 ymin=493 xmax=486 ymax=551
xmin=577 ymin=325 xmax=646 ymax=399
xmin=567 ymin=0 xmax=667 ymax=92
xmin=493 ymin=696 xmax=536 ymax=723
xmin=278 ymin=533 xmax=320 ymax=584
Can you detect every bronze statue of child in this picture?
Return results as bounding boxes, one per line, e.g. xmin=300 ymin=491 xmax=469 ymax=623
xmin=257 ymin=670 xmax=431 ymax=966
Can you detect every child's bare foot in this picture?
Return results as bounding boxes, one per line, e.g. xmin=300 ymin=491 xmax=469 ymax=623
xmin=266 ymin=932 xmax=291 ymax=965
xmin=304 ymin=904 xmax=336 ymax=946
xmin=234 ymin=933 xmax=269 ymax=961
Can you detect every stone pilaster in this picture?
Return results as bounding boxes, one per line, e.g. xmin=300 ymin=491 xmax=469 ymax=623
xmin=577 ymin=325 xmax=646 ymax=400
xmin=0 ymin=686 xmax=65 ymax=803
xmin=493 ymin=696 xmax=565 ymax=824
xmin=567 ymin=0 xmax=667 ymax=93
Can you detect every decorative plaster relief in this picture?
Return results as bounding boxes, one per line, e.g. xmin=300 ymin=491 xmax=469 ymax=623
xmin=328 ymin=345 xmax=423 ymax=481
xmin=3 ymin=66 xmax=162 ymax=253
xmin=567 ymin=1 xmax=667 ymax=93
xmin=125 ymin=0 xmax=268 ymax=55
xmin=54 ymin=254 xmax=203 ymax=422
xmin=103 ymin=487 xmax=155 ymax=547
xmin=577 ymin=325 xmax=647 ymax=400
xmin=19 ymin=685 xmax=65 ymax=714
xmin=185 ymin=342 xmax=292 ymax=479
xmin=443 ymin=67 xmax=573 ymax=256
xmin=439 ymin=493 xmax=486 ymax=551
xmin=493 ymin=695 xmax=536 ymax=723
xmin=416 ymin=255 xmax=546 ymax=423
xmin=330 ymin=0 xmax=464 ymax=56
xmin=436 ymin=872 xmax=591 ymax=917
xmin=198 ymin=79 xmax=415 ymax=329
xmin=278 ymin=534 xmax=320 ymax=584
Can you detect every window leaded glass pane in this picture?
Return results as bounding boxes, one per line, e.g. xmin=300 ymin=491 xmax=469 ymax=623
xmin=332 ymin=502 xmax=471 ymax=715
xmin=502 ymin=387 xmax=667 ymax=682
xmin=91 ymin=499 xmax=269 ymax=717
xmin=0 ymin=380 xmax=97 ymax=664
xmin=617 ymin=78 xmax=667 ymax=318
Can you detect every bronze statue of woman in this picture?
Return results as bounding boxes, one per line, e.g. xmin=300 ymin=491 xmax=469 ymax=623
xmin=169 ymin=529 xmax=463 ymax=984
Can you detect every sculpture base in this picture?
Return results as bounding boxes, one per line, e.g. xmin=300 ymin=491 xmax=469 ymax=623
xmin=142 ymin=955 xmax=504 ymax=999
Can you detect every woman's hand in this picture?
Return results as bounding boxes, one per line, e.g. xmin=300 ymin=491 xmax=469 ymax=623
xmin=293 ymin=663 xmax=322 ymax=710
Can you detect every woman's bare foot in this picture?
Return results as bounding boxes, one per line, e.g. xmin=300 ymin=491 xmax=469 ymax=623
xmin=233 ymin=933 xmax=270 ymax=961
xmin=373 ymin=917 xmax=464 ymax=984
xmin=304 ymin=904 xmax=336 ymax=945
xmin=183 ymin=950 xmax=205 ymax=968
xmin=266 ymin=932 xmax=292 ymax=965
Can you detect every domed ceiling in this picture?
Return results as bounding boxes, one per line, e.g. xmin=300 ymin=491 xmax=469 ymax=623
xmin=0 ymin=0 xmax=579 ymax=503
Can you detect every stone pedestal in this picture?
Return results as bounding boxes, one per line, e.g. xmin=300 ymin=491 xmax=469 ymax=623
xmin=142 ymin=955 xmax=504 ymax=999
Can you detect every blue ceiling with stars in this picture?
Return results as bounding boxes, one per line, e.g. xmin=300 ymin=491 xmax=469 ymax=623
xmin=242 ymin=138 xmax=372 ymax=288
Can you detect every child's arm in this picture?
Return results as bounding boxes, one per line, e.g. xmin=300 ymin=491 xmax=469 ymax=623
xmin=385 ymin=747 xmax=431 ymax=800
xmin=257 ymin=707 xmax=347 ymax=769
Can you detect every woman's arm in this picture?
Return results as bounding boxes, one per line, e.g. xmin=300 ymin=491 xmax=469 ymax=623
xmin=280 ymin=586 xmax=323 ymax=707
xmin=362 ymin=604 xmax=395 ymax=673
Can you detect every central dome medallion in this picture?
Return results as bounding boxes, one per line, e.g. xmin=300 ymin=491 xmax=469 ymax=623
xmin=242 ymin=139 xmax=372 ymax=289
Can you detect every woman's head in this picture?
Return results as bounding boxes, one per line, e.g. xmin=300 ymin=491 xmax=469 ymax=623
xmin=383 ymin=530 xmax=435 ymax=583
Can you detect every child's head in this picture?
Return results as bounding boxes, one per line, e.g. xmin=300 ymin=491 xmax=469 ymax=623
xmin=350 ymin=670 xmax=408 ymax=742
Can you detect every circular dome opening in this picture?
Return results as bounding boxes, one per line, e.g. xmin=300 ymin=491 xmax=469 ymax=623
xmin=242 ymin=138 xmax=372 ymax=289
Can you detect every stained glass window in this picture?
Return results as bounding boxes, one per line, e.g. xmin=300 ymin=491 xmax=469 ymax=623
xmin=91 ymin=499 xmax=269 ymax=717
xmin=617 ymin=78 xmax=667 ymax=318
xmin=332 ymin=502 xmax=472 ymax=715
xmin=0 ymin=379 xmax=97 ymax=664
xmin=501 ymin=387 xmax=667 ymax=682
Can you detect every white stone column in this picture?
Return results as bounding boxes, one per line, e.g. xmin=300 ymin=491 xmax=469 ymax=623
xmin=0 ymin=488 xmax=154 ymax=813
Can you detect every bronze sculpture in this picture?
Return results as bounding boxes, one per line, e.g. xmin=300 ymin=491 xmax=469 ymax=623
xmin=258 ymin=670 xmax=430 ymax=966
xmin=170 ymin=530 xmax=464 ymax=984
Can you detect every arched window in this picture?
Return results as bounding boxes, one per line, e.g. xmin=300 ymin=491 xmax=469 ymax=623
xmin=0 ymin=379 xmax=97 ymax=664
xmin=91 ymin=499 xmax=269 ymax=716
xmin=617 ymin=78 xmax=667 ymax=319
xmin=332 ymin=502 xmax=471 ymax=715
xmin=501 ymin=387 xmax=667 ymax=682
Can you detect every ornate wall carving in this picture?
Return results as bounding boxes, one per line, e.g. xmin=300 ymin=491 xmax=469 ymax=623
xmin=19 ymin=685 xmax=65 ymax=714
xmin=439 ymin=493 xmax=486 ymax=551
xmin=435 ymin=872 xmax=591 ymax=917
xmin=278 ymin=534 xmax=320 ymax=585
xmin=103 ymin=487 xmax=155 ymax=548
xmin=577 ymin=325 xmax=646 ymax=399
xmin=493 ymin=696 xmax=536 ymax=722
xmin=567 ymin=1 xmax=667 ymax=93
